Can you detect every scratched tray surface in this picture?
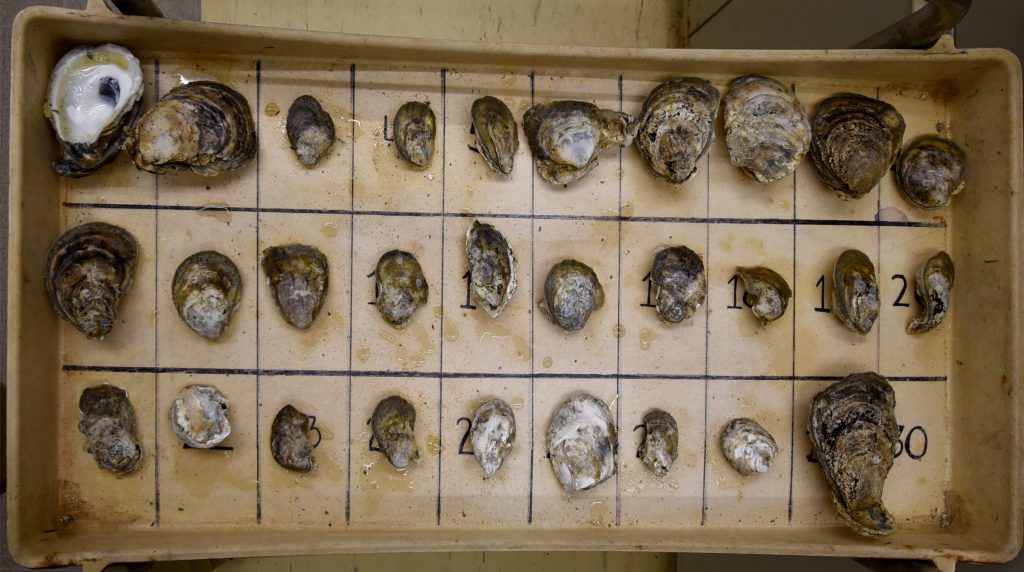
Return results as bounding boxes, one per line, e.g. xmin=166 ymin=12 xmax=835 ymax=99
xmin=57 ymin=54 xmax=950 ymax=532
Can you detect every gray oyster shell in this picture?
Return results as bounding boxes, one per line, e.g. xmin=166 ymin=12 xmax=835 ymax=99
xmin=271 ymin=404 xmax=315 ymax=472
xmin=470 ymin=399 xmax=516 ymax=477
xmin=538 ymin=259 xmax=604 ymax=332
xmin=737 ymin=266 xmax=792 ymax=324
xmin=169 ymin=384 xmax=231 ymax=448
xmin=523 ymin=100 xmax=634 ymax=185
xmin=46 ymin=222 xmax=139 ymax=340
xmin=374 ymin=250 xmax=429 ymax=328
xmin=720 ymin=417 xmax=777 ymax=476
xmin=471 ymin=96 xmax=518 ymax=174
xmin=286 ymin=95 xmax=335 ymax=166
xmin=832 ymin=249 xmax=880 ymax=335
xmin=466 ymin=221 xmax=517 ymax=318
xmin=908 ymin=251 xmax=954 ymax=335
xmin=78 ymin=384 xmax=142 ymax=474
xmin=394 ymin=101 xmax=435 ymax=168
xmin=547 ymin=392 xmax=617 ymax=496
xmin=638 ymin=409 xmax=678 ymax=477
xmin=809 ymin=372 xmax=898 ymax=537
xmin=262 ymin=244 xmax=329 ymax=329
xmin=371 ymin=395 xmax=419 ymax=470
xmin=651 ymin=246 xmax=706 ymax=324
xmin=723 ymin=75 xmax=810 ymax=184
xmin=895 ymin=135 xmax=966 ymax=210
xmin=172 ymin=251 xmax=243 ymax=340
xmin=633 ymin=78 xmax=720 ymax=185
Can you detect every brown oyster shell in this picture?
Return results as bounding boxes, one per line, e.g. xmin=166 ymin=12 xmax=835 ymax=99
xmin=374 ymin=250 xmax=429 ymax=328
xmin=371 ymin=395 xmax=419 ymax=470
xmin=471 ymin=96 xmax=518 ymax=174
xmin=633 ymin=77 xmax=719 ymax=185
xmin=651 ymin=246 xmax=706 ymax=324
xmin=172 ymin=250 xmax=243 ymax=340
xmin=723 ymin=75 xmax=810 ymax=184
xmin=523 ymin=100 xmax=633 ymax=185
xmin=538 ymin=259 xmax=604 ymax=332
xmin=466 ymin=221 xmax=517 ymax=318
xmin=78 ymin=384 xmax=142 ymax=474
xmin=895 ymin=135 xmax=966 ymax=210
xmin=832 ymin=249 xmax=879 ymax=335
xmin=394 ymin=101 xmax=435 ymax=168
xmin=286 ymin=95 xmax=335 ymax=167
xmin=262 ymin=244 xmax=329 ymax=329
xmin=638 ymin=409 xmax=678 ymax=477
xmin=271 ymin=404 xmax=315 ymax=472
xmin=737 ymin=266 xmax=792 ymax=324
xmin=907 ymin=250 xmax=954 ymax=335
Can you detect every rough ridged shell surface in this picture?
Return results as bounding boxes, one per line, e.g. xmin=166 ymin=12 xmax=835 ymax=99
xmin=908 ymin=251 xmax=954 ymax=335
xmin=371 ymin=395 xmax=419 ymax=470
xmin=374 ymin=250 xmax=429 ymax=328
xmin=723 ymin=75 xmax=810 ymax=184
xmin=895 ymin=135 xmax=966 ymax=210
xmin=737 ymin=266 xmax=792 ymax=324
xmin=720 ymin=417 xmax=777 ymax=476
xmin=172 ymin=251 xmax=243 ymax=340
xmin=470 ymin=399 xmax=516 ymax=477
xmin=633 ymin=78 xmax=720 ymax=185
xmin=78 ymin=384 xmax=142 ymax=474
xmin=547 ymin=393 xmax=617 ymax=496
xmin=286 ymin=95 xmax=335 ymax=167
xmin=271 ymin=404 xmax=315 ymax=472
xmin=638 ymin=409 xmax=678 ymax=477
xmin=471 ymin=96 xmax=518 ymax=174
xmin=466 ymin=221 xmax=517 ymax=318
xmin=651 ymin=246 xmax=706 ymax=324
xmin=538 ymin=259 xmax=604 ymax=331
xmin=169 ymin=385 xmax=231 ymax=448
xmin=832 ymin=249 xmax=880 ymax=335
xmin=523 ymin=100 xmax=633 ymax=185
xmin=394 ymin=101 xmax=435 ymax=168
xmin=262 ymin=244 xmax=329 ymax=329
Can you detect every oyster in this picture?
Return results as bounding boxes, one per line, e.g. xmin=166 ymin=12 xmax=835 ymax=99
xmin=720 ymin=417 xmax=777 ymax=476
xmin=523 ymin=100 xmax=633 ymax=185
xmin=638 ymin=409 xmax=678 ymax=477
xmin=286 ymin=95 xmax=335 ymax=167
xmin=650 ymin=246 xmax=706 ymax=324
xmin=810 ymin=93 xmax=905 ymax=199
xmin=548 ymin=393 xmax=617 ymax=496
xmin=172 ymin=251 xmax=243 ymax=340
xmin=393 ymin=101 xmax=435 ymax=168
xmin=809 ymin=372 xmax=898 ymax=537
xmin=470 ymin=399 xmax=516 ymax=477
xmin=723 ymin=75 xmax=810 ymax=184
xmin=895 ymin=135 xmax=966 ymax=210
xmin=169 ymin=385 xmax=231 ymax=448
xmin=271 ymin=404 xmax=315 ymax=472
xmin=125 ymin=81 xmax=257 ymax=175
xmin=261 ymin=244 xmax=329 ymax=329
xmin=633 ymin=78 xmax=720 ymax=185
xmin=45 ymin=44 xmax=144 ymax=177
xmin=46 ymin=222 xmax=138 ymax=340
xmin=374 ymin=250 xmax=429 ymax=328
xmin=832 ymin=249 xmax=880 ymax=335
xmin=471 ymin=96 xmax=518 ymax=174
xmin=737 ymin=266 xmax=792 ymax=324
xmin=465 ymin=221 xmax=517 ymax=317
xmin=908 ymin=251 xmax=954 ymax=335
xmin=78 ymin=384 xmax=142 ymax=474
xmin=538 ymin=259 xmax=604 ymax=332
xmin=371 ymin=395 xmax=419 ymax=470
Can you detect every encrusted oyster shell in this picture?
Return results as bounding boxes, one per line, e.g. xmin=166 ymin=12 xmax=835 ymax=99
xmin=832 ymin=249 xmax=880 ymax=335
xmin=538 ymin=259 xmax=604 ymax=332
xmin=633 ymin=77 xmax=719 ymax=185
xmin=371 ymin=395 xmax=419 ymax=470
xmin=470 ymin=398 xmax=516 ymax=477
xmin=737 ymin=266 xmax=792 ymax=324
xmin=79 ymin=384 xmax=142 ymax=474
xmin=638 ymin=409 xmax=678 ymax=477
xmin=471 ymin=96 xmax=518 ymax=174
xmin=651 ymin=246 xmax=706 ymax=324
xmin=169 ymin=384 xmax=231 ymax=448
xmin=286 ymin=95 xmax=335 ymax=166
xmin=374 ymin=250 xmax=429 ymax=328
xmin=523 ymin=100 xmax=633 ymax=185
xmin=172 ymin=251 xmax=243 ymax=340
xmin=466 ymin=221 xmax=517 ymax=318
xmin=394 ymin=101 xmax=435 ymax=168
xmin=723 ymin=75 xmax=810 ymax=184
xmin=547 ymin=392 xmax=617 ymax=496
xmin=271 ymin=404 xmax=315 ymax=472
xmin=262 ymin=244 xmax=329 ymax=329
xmin=720 ymin=417 xmax=777 ymax=476
xmin=908 ymin=250 xmax=954 ymax=335
xmin=895 ymin=135 xmax=966 ymax=210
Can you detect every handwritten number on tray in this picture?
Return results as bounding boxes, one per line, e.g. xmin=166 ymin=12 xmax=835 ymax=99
xmin=640 ymin=272 xmax=656 ymax=308
xmin=456 ymin=417 xmax=474 ymax=455
xmin=814 ymin=275 xmax=831 ymax=313
xmin=727 ymin=274 xmax=755 ymax=309
xmin=891 ymin=274 xmax=911 ymax=307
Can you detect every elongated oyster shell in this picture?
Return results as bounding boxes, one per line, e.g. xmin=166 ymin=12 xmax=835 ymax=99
xmin=809 ymin=372 xmax=898 ymax=537
xmin=638 ymin=409 xmax=678 ymax=477
xmin=262 ymin=244 xmax=329 ymax=329
xmin=371 ymin=395 xmax=419 ymax=470
xmin=125 ymin=81 xmax=257 ymax=175
xmin=737 ymin=266 xmax=791 ymax=324
xmin=832 ymin=249 xmax=880 ymax=335
xmin=720 ymin=417 xmax=777 ymax=476
xmin=172 ymin=251 xmax=243 ymax=340
xmin=471 ymin=96 xmax=518 ymax=174
xmin=895 ymin=135 xmax=966 ymax=210
xmin=374 ymin=250 xmax=429 ymax=328
xmin=79 ymin=384 xmax=142 ymax=474
xmin=271 ymin=404 xmax=315 ymax=472
xmin=651 ymin=246 xmax=706 ymax=324
xmin=633 ymin=78 xmax=719 ymax=185
xmin=523 ymin=101 xmax=633 ymax=185
xmin=394 ymin=101 xmax=435 ymax=168
xmin=723 ymin=75 xmax=810 ymax=184
xmin=908 ymin=251 xmax=954 ymax=335
xmin=547 ymin=393 xmax=617 ymax=496
xmin=286 ymin=95 xmax=335 ymax=166
xmin=46 ymin=222 xmax=138 ymax=340
xmin=538 ymin=259 xmax=604 ymax=332
xmin=169 ymin=385 xmax=231 ymax=448
xmin=466 ymin=221 xmax=517 ymax=318
xmin=471 ymin=399 xmax=516 ymax=477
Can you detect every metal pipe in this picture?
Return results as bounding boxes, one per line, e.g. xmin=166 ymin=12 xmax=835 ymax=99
xmin=854 ymin=0 xmax=971 ymax=49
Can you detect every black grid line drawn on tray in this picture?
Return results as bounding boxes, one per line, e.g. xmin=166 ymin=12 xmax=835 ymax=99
xmin=255 ymin=58 xmax=263 ymax=526
xmin=527 ymin=70 xmax=536 ymax=526
xmin=437 ymin=67 xmax=447 ymax=527
xmin=153 ymin=57 xmax=162 ymax=528
xmin=614 ymin=72 xmax=624 ymax=528
xmin=346 ymin=62 xmax=356 ymax=526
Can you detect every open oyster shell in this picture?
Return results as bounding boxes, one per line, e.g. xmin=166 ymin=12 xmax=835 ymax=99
xmin=547 ymin=392 xmax=617 ymax=496
xmin=374 ymin=250 xmax=428 ymax=328
xmin=471 ymin=399 xmax=516 ymax=477
xmin=262 ymin=244 xmax=329 ymax=329
xmin=466 ymin=221 xmax=517 ymax=318
xmin=394 ymin=101 xmax=435 ymax=168
xmin=371 ymin=395 xmax=419 ymax=470
xmin=737 ymin=266 xmax=792 ymax=324
xmin=908 ymin=251 xmax=954 ymax=335
xmin=720 ymin=417 xmax=777 ymax=476
xmin=471 ymin=96 xmax=518 ymax=174
xmin=633 ymin=77 xmax=720 ymax=185
xmin=287 ymin=95 xmax=335 ymax=167
xmin=169 ymin=385 xmax=231 ymax=448
xmin=523 ymin=100 xmax=633 ymax=185
xmin=895 ymin=135 xmax=966 ymax=210
xmin=832 ymin=249 xmax=880 ymax=335
xmin=723 ymin=75 xmax=810 ymax=184
xmin=271 ymin=404 xmax=315 ymax=472
xmin=651 ymin=246 xmax=706 ymax=324
xmin=79 ymin=384 xmax=142 ymax=474
xmin=172 ymin=251 xmax=243 ymax=340
xmin=538 ymin=259 xmax=604 ymax=332
xmin=638 ymin=409 xmax=678 ymax=477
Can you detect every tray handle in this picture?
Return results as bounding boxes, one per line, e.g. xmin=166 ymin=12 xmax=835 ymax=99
xmin=854 ymin=0 xmax=971 ymax=49
xmin=85 ymin=0 xmax=164 ymax=18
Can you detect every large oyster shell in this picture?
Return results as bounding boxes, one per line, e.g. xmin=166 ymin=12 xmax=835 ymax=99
xmin=78 ymin=384 xmax=142 ymax=474
xmin=394 ymin=101 xmax=435 ymax=169
xmin=723 ymin=75 xmax=810 ymax=184
xmin=538 ymin=259 xmax=604 ymax=332
xmin=633 ymin=78 xmax=719 ymax=185
xmin=465 ymin=221 xmax=517 ymax=318
xmin=172 ymin=251 xmax=243 ymax=340
xmin=371 ymin=395 xmax=419 ymax=470
xmin=471 ymin=96 xmax=518 ymax=174
xmin=895 ymin=135 xmax=966 ymax=210
xmin=261 ymin=244 xmax=329 ymax=329
xmin=374 ymin=250 xmax=429 ymax=328
xmin=651 ymin=246 xmax=706 ymax=324
xmin=638 ymin=409 xmax=678 ymax=477
xmin=547 ymin=392 xmax=617 ymax=496
xmin=286 ymin=95 xmax=335 ymax=167
xmin=271 ymin=404 xmax=315 ymax=472
xmin=169 ymin=385 xmax=231 ymax=448
xmin=470 ymin=399 xmax=516 ymax=477
xmin=908 ymin=251 xmax=954 ymax=335
xmin=832 ymin=249 xmax=880 ymax=335
xmin=523 ymin=101 xmax=633 ymax=185
xmin=720 ymin=417 xmax=777 ymax=476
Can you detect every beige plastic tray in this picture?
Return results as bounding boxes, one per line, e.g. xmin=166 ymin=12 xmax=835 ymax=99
xmin=7 ymin=2 xmax=1023 ymax=569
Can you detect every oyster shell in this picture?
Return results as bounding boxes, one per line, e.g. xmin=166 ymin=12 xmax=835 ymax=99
xmin=172 ymin=251 xmax=243 ymax=340
xmin=538 ymin=259 xmax=604 ymax=332
xmin=633 ymin=78 xmax=720 ymax=185
xmin=125 ymin=81 xmax=257 ymax=175
xmin=471 ymin=96 xmax=518 ymax=174
xmin=908 ymin=251 xmax=954 ymax=335
xmin=547 ymin=393 xmax=617 ymax=496
xmin=374 ymin=250 xmax=429 ymax=328
xmin=271 ymin=404 xmax=315 ymax=472
xmin=895 ymin=135 xmax=966 ymax=210
xmin=261 ymin=244 xmax=329 ymax=329
xmin=638 ymin=409 xmax=678 ymax=477
xmin=737 ymin=266 xmax=792 ymax=324
xmin=169 ymin=385 xmax=231 ymax=448
xmin=46 ymin=222 xmax=139 ymax=340
xmin=523 ymin=100 xmax=633 ymax=185
xmin=394 ymin=101 xmax=435 ymax=168
xmin=470 ymin=399 xmax=516 ymax=477
xmin=810 ymin=93 xmax=905 ymax=199
xmin=723 ymin=75 xmax=810 ymax=184
xmin=465 ymin=221 xmax=517 ymax=318
xmin=371 ymin=395 xmax=419 ymax=470
xmin=650 ymin=246 xmax=706 ymax=324
xmin=720 ymin=417 xmax=777 ymax=476
xmin=832 ymin=249 xmax=880 ymax=335
xmin=78 ymin=384 xmax=142 ymax=474
xmin=809 ymin=372 xmax=898 ymax=537
xmin=286 ymin=95 xmax=335 ymax=167
xmin=45 ymin=44 xmax=144 ymax=177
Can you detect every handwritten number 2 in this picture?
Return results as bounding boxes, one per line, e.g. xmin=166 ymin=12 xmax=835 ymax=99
xmin=891 ymin=274 xmax=911 ymax=307
xmin=457 ymin=417 xmax=474 ymax=455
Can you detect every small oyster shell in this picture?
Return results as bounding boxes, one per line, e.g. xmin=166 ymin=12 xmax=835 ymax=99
xmin=78 ymin=384 xmax=142 ymax=474
xmin=650 ymin=246 xmax=706 ymax=324
xmin=261 ymin=244 xmax=329 ymax=329
xmin=895 ymin=135 xmax=966 ymax=210
xmin=908 ymin=251 xmax=954 ymax=335
xmin=737 ymin=266 xmax=792 ymax=324
xmin=633 ymin=77 xmax=720 ymax=185
xmin=271 ymin=404 xmax=315 ymax=472
xmin=470 ymin=399 xmax=516 ymax=477
xmin=538 ymin=259 xmax=604 ymax=332
xmin=523 ymin=101 xmax=634 ymax=185
xmin=809 ymin=372 xmax=898 ymax=537
xmin=720 ymin=417 xmax=777 ymax=476
xmin=394 ymin=101 xmax=435 ymax=168
xmin=723 ymin=75 xmax=810 ymax=184
xmin=638 ymin=409 xmax=678 ymax=477
xmin=286 ymin=95 xmax=335 ymax=166
xmin=169 ymin=385 xmax=231 ymax=448
xmin=810 ymin=93 xmax=905 ymax=199
xmin=125 ymin=81 xmax=257 ymax=176
xmin=547 ymin=392 xmax=617 ymax=496
xmin=371 ymin=395 xmax=419 ymax=470
xmin=46 ymin=222 xmax=139 ymax=340
xmin=471 ymin=96 xmax=518 ymax=174
xmin=832 ymin=249 xmax=880 ymax=335
xmin=374 ymin=250 xmax=429 ymax=328
xmin=466 ymin=221 xmax=517 ymax=318
xmin=172 ymin=251 xmax=243 ymax=340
